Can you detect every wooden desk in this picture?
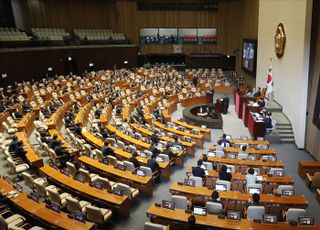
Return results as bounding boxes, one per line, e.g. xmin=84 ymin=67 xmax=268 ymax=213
xmin=248 ymin=112 xmax=265 ymax=139
xmin=0 ymin=178 xmax=14 ymax=195
xmin=100 ymin=104 xmax=113 ymax=125
xmin=181 ymin=96 xmax=208 ymax=107
xmin=169 ymin=183 xmax=308 ymax=208
xmin=74 ymin=103 xmax=93 ymax=126
xmin=10 ymin=193 xmax=94 ymax=230
xmin=186 ymin=168 xmax=294 ymax=193
xmin=206 ymin=156 xmax=284 ymax=174
xmin=114 ymin=149 xmax=171 ymax=180
xmin=210 ymin=146 xmax=276 ymax=156
xmin=47 ymin=101 xmax=74 ymax=129
xmin=16 ymin=111 xmax=37 ymax=136
xmin=153 ymin=121 xmax=204 ymax=148
xmin=298 ymin=161 xmax=320 ymax=177
xmin=147 ymin=204 xmax=251 ymax=230
xmin=130 ymin=124 xmax=196 ymax=157
xmin=173 ymin=120 xmax=211 ymax=141
xmin=147 ymin=204 xmax=319 ymax=230
xmin=40 ymin=165 xmax=130 ymax=217
xmin=78 ymin=156 xmax=153 ymax=197
xmin=16 ymin=131 xmax=44 ymax=168
xmin=229 ymin=138 xmax=270 ymax=146
xmin=48 ymin=129 xmax=80 ymax=156
xmin=0 ymin=112 xmax=9 ymax=133
xmin=106 ymin=124 xmax=150 ymax=149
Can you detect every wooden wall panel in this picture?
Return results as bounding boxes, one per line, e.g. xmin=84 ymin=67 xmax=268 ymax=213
xmin=0 ymin=45 xmax=138 ymax=86
xmin=306 ymin=0 xmax=320 ymax=160
xmin=11 ymin=0 xmax=248 ymax=55
xmin=237 ymin=0 xmax=259 ymax=87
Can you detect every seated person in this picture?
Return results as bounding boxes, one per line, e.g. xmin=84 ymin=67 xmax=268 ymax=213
xmin=54 ymin=143 xmax=69 ymax=156
xmin=48 ymin=134 xmax=62 ymax=149
xmin=247 ymin=193 xmax=261 ymax=206
xmin=13 ymin=109 xmax=23 ymax=119
xmin=74 ymin=123 xmax=82 ymax=136
xmin=148 ymin=143 xmax=160 ymax=155
xmin=209 ymin=190 xmax=224 ymax=209
xmin=253 ymin=87 xmax=261 ymax=97
xmin=163 ymin=144 xmax=174 ymax=160
xmin=218 ymin=134 xmax=231 ymax=146
xmin=246 ymin=168 xmax=257 ymax=185
xmin=192 ymin=160 xmax=206 ymax=179
xmin=101 ymin=140 xmax=115 ymax=157
xmin=8 ymin=136 xmax=18 ymax=152
xmin=264 ymin=112 xmax=273 ymax=129
xmin=182 ymin=215 xmax=200 ymax=230
xmin=34 ymin=120 xmax=48 ymax=134
xmin=14 ymin=141 xmax=27 ymax=160
xmin=171 ymin=135 xmax=183 ymax=148
xmin=218 ymin=165 xmax=232 ymax=181
xmin=128 ymin=152 xmax=140 ymax=168
xmin=258 ymin=99 xmax=265 ymax=108
xmin=146 ymin=153 xmax=161 ymax=183
xmin=151 ymin=131 xmax=160 ymax=144
xmin=202 ymin=154 xmax=217 ymax=170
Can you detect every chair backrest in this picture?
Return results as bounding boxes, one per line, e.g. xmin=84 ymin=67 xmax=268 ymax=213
xmin=107 ymin=155 xmax=118 ymax=167
xmin=202 ymin=162 xmax=213 ymax=171
xmin=246 ymin=183 xmax=263 ymax=194
xmin=106 ymin=138 xmax=116 ymax=146
xmin=216 ymin=179 xmax=231 ymax=190
xmin=0 ymin=216 xmax=8 ymax=230
xmin=116 ymin=183 xmax=132 ymax=199
xmin=48 ymin=188 xmax=62 ymax=205
xmin=94 ymin=149 xmax=104 ymax=162
xmin=215 ymin=150 xmax=225 ymax=158
xmin=144 ymin=150 xmax=153 ymax=159
xmin=66 ymin=196 xmax=82 ymax=213
xmin=237 ymin=153 xmax=248 ymax=160
xmin=140 ymin=166 xmax=153 ymax=177
xmin=83 ymin=144 xmax=91 ymax=156
xmin=79 ymin=168 xmax=91 ymax=183
xmin=22 ymin=172 xmax=34 ymax=189
xmin=96 ymin=177 xmax=112 ymax=192
xmin=158 ymin=154 xmax=170 ymax=163
xmin=123 ymin=160 xmax=135 ymax=172
xmin=247 ymin=206 xmax=265 ymax=220
xmin=66 ymin=162 xmax=78 ymax=177
xmin=276 ymin=185 xmax=294 ymax=195
xmin=206 ymin=201 xmax=223 ymax=215
xmin=225 ymin=164 xmax=235 ymax=173
xmin=172 ymin=195 xmax=188 ymax=210
xmin=34 ymin=180 xmax=48 ymax=197
xmin=86 ymin=205 xmax=104 ymax=224
xmin=144 ymin=221 xmax=167 ymax=230
xmin=189 ymin=176 xmax=203 ymax=187
xmin=286 ymin=208 xmax=306 ymax=223
xmin=117 ymin=141 xmax=125 ymax=150
xmin=7 ymin=157 xmax=17 ymax=172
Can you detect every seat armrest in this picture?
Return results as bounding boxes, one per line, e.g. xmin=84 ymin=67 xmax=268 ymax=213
xmin=306 ymin=173 xmax=312 ymax=187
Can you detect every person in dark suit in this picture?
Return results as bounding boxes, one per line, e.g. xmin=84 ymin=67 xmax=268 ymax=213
xmin=192 ymin=160 xmax=206 ymax=178
xmin=74 ymin=123 xmax=82 ymax=136
xmin=14 ymin=141 xmax=27 ymax=157
xmin=54 ymin=143 xmax=69 ymax=156
xmin=147 ymin=153 xmax=161 ymax=183
xmin=21 ymin=101 xmax=31 ymax=113
xmin=162 ymin=144 xmax=174 ymax=160
xmin=219 ymin=164 xmax=232 ymax=181
xmin=182 ymin=215 xmax=200 ymax=230
xmin=48 ymin=134 xmax=61 ymax=149
xmin=247 ymin=193 xmax=261 ymax=206
xmin=13 ymin=109 xmax=23 ymax=119
xmin=253 ymin=87 xmax=261 ymax=97
xmin=171 ymin=135 xmax=183 ymax=148
xmin=128 ymin=152 xmax=140 ymax=169
xmin=8 ymin=136 xmax=18 ymax=153
xmin=151 ymin=132 xmax=160 ymax=144
xmin=101 ymin=140 xmax=115 ymax=157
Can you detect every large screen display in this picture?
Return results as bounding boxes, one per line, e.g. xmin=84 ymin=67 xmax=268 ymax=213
xmin=242 ymin=39 xmax=257 ymax=76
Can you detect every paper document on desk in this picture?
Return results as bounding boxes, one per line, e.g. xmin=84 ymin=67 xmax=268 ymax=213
xmin=257 ymin=176 xmax=263 ymax=181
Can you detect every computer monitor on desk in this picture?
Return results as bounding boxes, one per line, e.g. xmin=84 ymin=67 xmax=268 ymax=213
xmin=193 ymin=206 xmax=207 ymax=216
xmin=248 ymin=187 xmax=261 ymax=194
xmin=162 ymin=200 xmax=175 ymax=210
xmin=227 ymin=211 xmax=240 ymax=220
xmin=298 ymin=217 xmax=314 ymax=226
xmin=282 ymin=189 xmax=295 ymax=197
xmin=263 ymin=214 xmax=277 ymax=224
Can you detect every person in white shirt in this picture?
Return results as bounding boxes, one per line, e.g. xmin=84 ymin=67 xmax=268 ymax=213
xmin=246 ymin=168 xmax=257 ymax=185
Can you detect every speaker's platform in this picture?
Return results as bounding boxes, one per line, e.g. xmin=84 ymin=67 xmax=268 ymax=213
xmin=183 ymin=103 xmax=223 ymax=129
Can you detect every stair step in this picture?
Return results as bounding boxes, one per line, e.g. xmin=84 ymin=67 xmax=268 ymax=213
xmin=279 ymin=134 xmax=295 ymax=138
xmin=276 ymin=123 xmax=292 ymax=127
xmin=276 ymin=126 xmax=292 ymax=130
xmin=278 ymin=130 xmax=294 ymax=134
xmin=281 ymin=138 xmax=295 ymax=143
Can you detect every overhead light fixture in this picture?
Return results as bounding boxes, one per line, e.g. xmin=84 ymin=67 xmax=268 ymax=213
xmin=89 ymin=63 xmax=94 ymax=67
xmin=124 ymin=61 xmax=128 ymax=64
xmin=1 ymin=74 xmax=7 ymax=78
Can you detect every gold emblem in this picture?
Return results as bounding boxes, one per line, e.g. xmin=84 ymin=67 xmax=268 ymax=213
xmin=274 ymin=23 xmax=286 ymax=58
